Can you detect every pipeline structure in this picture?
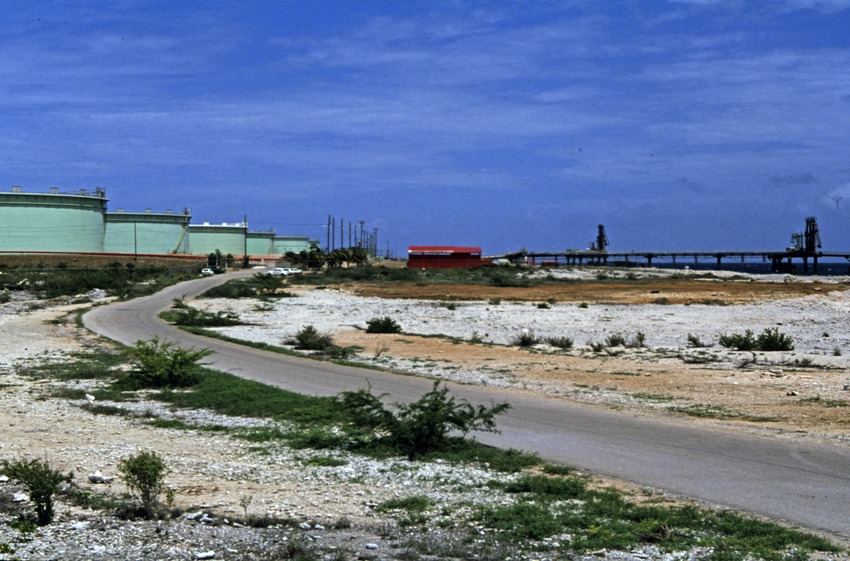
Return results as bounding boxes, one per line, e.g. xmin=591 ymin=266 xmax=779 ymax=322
xmin=495 ymin=218 xmax=850 ymax=275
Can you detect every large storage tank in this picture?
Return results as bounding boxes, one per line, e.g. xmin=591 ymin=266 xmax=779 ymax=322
xmin=188 ymin=223 xmax=247 ymax=256
xmin=273 ymin=236 xmax=317 ymax=255
xmin=105 ymin=208 xmax=191 ymax=255
xmin=247 ymin=230 xmax=276 ymax=256
xmin=0 ymin=187 xmax=107 ymax=252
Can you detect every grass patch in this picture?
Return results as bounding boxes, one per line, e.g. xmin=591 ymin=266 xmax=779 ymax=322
xmin=304 ymin=455 xmax=348 ymax=467
xmin=476 ymin=473 xmax=840 ymax=557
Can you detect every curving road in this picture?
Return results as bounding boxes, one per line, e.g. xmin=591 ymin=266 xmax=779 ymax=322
xmin=84 ymin=273 xmax=850 ymax=540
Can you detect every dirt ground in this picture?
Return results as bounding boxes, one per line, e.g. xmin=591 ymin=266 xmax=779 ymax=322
xmin=332 ymin=279 xmax=850 ymax=444
xmin=343 ymin=278 xmax=839 ymax=305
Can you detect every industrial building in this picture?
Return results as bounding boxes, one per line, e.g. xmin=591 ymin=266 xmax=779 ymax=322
xmin=0 ymin=186 xmax=318 ymax=260
xmin=407 ymin=246 xmax=490 ymax=269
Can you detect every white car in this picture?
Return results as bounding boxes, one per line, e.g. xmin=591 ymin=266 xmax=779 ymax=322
xmin=266 ymin=267 xmax=290 ymax=276
xmin=200 ymin=267 xmax=215 ymax=276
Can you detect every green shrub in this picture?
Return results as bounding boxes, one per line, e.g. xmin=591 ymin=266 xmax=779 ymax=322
xmin=293 ymin=325 xmax=335 ymax=351
xmin=719 ymin=328 xmax=794 ymax=352
xmin=200 ymin=280 xmax=258 ymax=299
xmin=126 ymin=337 xmax=213 ymax=388
xmin=605 ymin=333 xmax=626 ymax=347
xmin=756 ymin=327 xmax=795 ymax=351
xmin=169 ymin=305 xmax=242 ymax=327
xmin=366 ymin=316 xmax=403 ymax=334
xmin=339 ymin=381 xmax=511 ymax=460
xmin=1 ymin=458 xmax=71 ymax=525
xmin=118 ymin=451 xmax=168 ymax=518
xmin=545 ymin=336 xmax=573 ymax=350
xmin=686 ymin=333 xmax=709 ymax=348
xmin=718 ymin=330 xmax=758 ymax=351
xmin=512 ymin=331 xmax=540 ymax=347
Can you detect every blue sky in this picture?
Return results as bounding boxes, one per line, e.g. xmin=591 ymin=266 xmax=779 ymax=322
xmin=2 ymin=1 xmax=850 ymax=256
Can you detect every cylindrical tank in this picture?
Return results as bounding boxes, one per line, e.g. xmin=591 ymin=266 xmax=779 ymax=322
xmin=273 ymin=236 xmax=316 ymax=255
xmin=0 ymin=187 xmax=107 ymax=252
xmin=247 ymin=231 xmax=276 ymax=256
xmin=188 ymin=223 xmax=247 ymax=256
xmin=105 ymin=209 xmax=192 ymax=254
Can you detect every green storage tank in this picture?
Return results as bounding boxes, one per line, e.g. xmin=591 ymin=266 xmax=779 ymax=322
xmin=188 ymin=223 xmax=247 ymax=256
xmin=105 ymin=209 xmax=191 ymax=255
xmin=273 ymin=236 xmax=317 ymax=255
xmin=247 ymin=230 xmax=276 ymax=256
xmin=0 ymin=187 xmax=107 ymax=252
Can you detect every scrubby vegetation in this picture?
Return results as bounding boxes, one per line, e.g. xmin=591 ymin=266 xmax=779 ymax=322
xmin=118 ymin=451 xmax=169 ymax=518
xmin=719 ymin=328 xmax=794 ymax=351
xmin=125 ymin=337 xmax=213 ymax=388
xmin=289 ymin=325 xmax=355 ymax=359
xmin=0 ymin=261 xmax=190 ymax=299
xmin=365 ymin=316 xmax=402 ymax=334
xmin=339 ymin=381 xmax=511 ymax=460
xmin=1 ymin=458 xmax=70 ymax=525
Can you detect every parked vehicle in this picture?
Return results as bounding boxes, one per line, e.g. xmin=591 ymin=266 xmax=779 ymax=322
xmin=267 ymin=267 xmax=290 ymax=276
xmin=200 ymin=267 xmax=215 ymax=276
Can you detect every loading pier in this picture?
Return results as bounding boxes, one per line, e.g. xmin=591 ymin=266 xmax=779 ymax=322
xmin=495 ymin=219 xmax=850 ymax=274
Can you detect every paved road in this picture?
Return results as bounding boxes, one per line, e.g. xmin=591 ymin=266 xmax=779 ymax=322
xmin=84 ymin=273 xmax=850 ymax=540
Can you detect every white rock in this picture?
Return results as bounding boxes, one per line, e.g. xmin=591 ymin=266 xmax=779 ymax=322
xmin=70 ymin=521 xmax=91 ymax=530
xmin=195 ymin=551 xmax=216 ymax=560
xmin=365 ymin=543 xmax=379 ymax=550
xmin=12 ymin=492 xmax=28 ymax=503
xmin=88 ymin=471 xmax=114 ymax=484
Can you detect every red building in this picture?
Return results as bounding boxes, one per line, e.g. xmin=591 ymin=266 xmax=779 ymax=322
xmin=407 ymin=246 xmax=491 ymax=269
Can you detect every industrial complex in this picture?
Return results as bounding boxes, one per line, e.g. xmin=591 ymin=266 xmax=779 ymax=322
xmin=0 ymin=186 xmax=318 ymax=259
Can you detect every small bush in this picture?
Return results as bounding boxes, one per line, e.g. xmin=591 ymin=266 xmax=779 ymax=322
xmin=545 ymin=336 xmax=573 ymax=350
xmin=293 ymin=325 xmax=335 ymax=351
xmin=1 ymin=458 xmax=70 ymax=525
xmin=627 ymin=332 xmax=647 ymax=348
xmin=170 ymin=306 xmax=242 ymax=327
xmin=686 ymin=333 xmax=709 ymax=348
xmin=719 ymin=328 xmax=794 ymax=352
xmin=605 ymin=333 xmax=626 ymax=347
xmin=718 ymin=330 xmax=758 ymax=351
xmin=339 ymin=381 xmax=511 ymax=460
xmin=366 ymin=316 xmax=403 ymax=334
xmin=756 ymin=327 xmax=795 ymax=351
xmin=126 ymin=337 xmax=212 ymax=388
xmin=200 ymin=281 xmax=257 ymax=299
xmin=118 ymin=451 xmax=168 ymax=518
xmin=512 ymin=331 xmax=540 ymax=347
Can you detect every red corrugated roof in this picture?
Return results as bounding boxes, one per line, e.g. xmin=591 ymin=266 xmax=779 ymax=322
xmin=408 ymin=246 xmax=482 ymax=254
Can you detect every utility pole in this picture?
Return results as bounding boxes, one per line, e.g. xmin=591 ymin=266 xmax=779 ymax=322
xmin=326 ymin=215 xmax=331 ymax=253
xmin=243 ymin=214 xmax=248 ymax=268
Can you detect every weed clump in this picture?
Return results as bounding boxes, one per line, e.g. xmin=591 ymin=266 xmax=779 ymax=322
xmin=545 ymin=336 xmax=573 ymax=350
xmin=512 ymin=331 xmax=541 ymax=347
xmin=366 ymin=316 xmax=403 ymax=334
